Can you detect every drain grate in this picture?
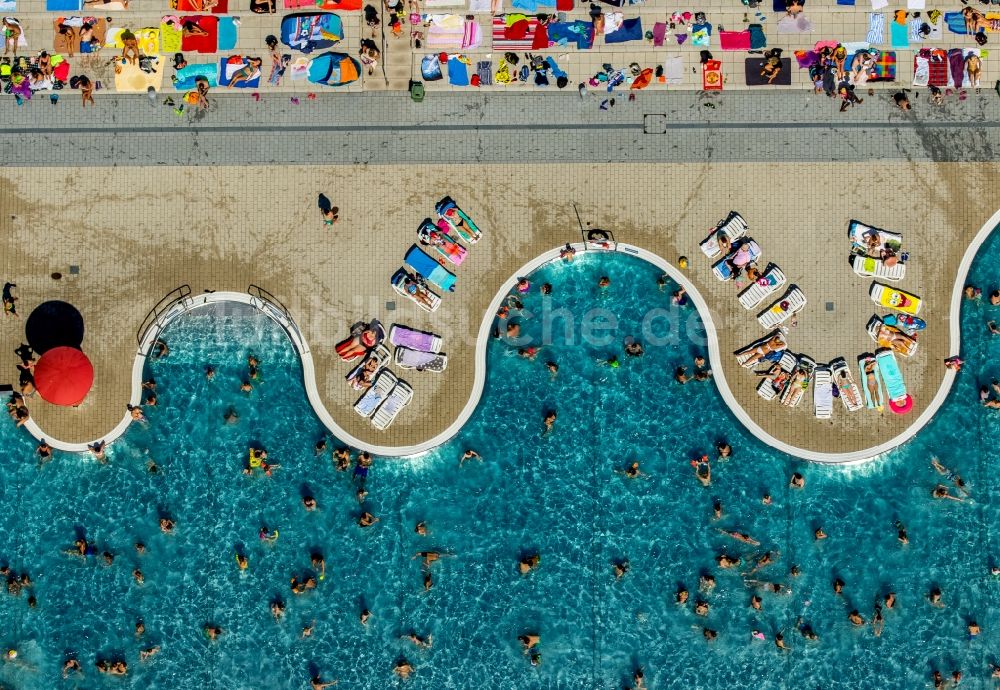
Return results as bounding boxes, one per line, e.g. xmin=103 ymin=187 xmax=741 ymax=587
xmin=825 ymin=302 xmax=834 ymax=311
xmin=386 ymin=301 xmax=396 ymax=311
xmin=69 ymin=265 xmax=80 ymax=275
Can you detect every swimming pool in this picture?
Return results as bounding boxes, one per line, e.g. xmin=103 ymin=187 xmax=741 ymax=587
xmin=0 ymin=242 xmax=997 ymax=689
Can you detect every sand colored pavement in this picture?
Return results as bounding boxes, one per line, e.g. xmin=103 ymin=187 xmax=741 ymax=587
xmin=0 ymin=162 xmax=995 ymax=457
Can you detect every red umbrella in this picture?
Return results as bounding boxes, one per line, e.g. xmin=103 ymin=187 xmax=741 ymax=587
xmin=34 ymin=346 xmax=94 ymax=407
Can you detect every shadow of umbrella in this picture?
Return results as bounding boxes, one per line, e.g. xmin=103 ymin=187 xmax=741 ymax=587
xmin=25 ymin=301 xmax=84 ymax=356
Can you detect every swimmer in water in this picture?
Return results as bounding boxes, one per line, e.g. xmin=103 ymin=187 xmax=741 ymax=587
xmin=415 ymin=521 xmax=428 ymax=536
xmin=404 ymin=632 xmax=432 ymax=648
xmin=675 ymin=367 xmax=690 ymax=384
xmin=712 ymin=500 xmax=722 ymax=520
xmin=543 ymin=411 xmax=556 ymax=434
xmin=314 ymin=437 xmax=327 ymax=455
xmin=612 ymin=559 xmax=630 ymax=579
xmin=394 ymin=659 xmax=414 ymax=680
xmin=271 ymin=599 xmax=286 ymax=619
xmin=930 ymin=457 xmax=970 ymax=497
xmin=546 ymin=361 xmax=559 ymax=378
xmin=140 ymin=646 xmax=160 ymax=661
xmin=718 ymin=529 xmax=759 ymax=546
xmin=301 ymin=620 xmax=316 ymax=638
xmin=693 ymin=457 xmax=711 ymax=486
xmin=62 ymin=657 xmax=82 ymax=677
xmin=460 ymin=449 xmax=481 ymax=465
xmin=159 ymin=517 xmax=175 ymax=533
xmin=676 ymin=587 xmax=689 ymax=604
xmin=360 ymin=608 xmax=372 ymax=625
xmin=205 ymin=365 xmax=215 ymax=380
xmin=204 ymin=624 xmax=222 ymax=640
xmin=223 ymin=407 xmax=239 ymax=424
xmin=358 ymin=512 xmax=379 ymax=527
xmin=311 ymin=551 xmax=326 ymax=580
xmin=716 ymin=441 xmax=731 ymax=461
xmin=310 ymin=676 xmax=338 ymax=690
xmin=259 ymin=526 xmax=279 ymax=542
xmin=617 ymin=461 xmax=646 ymax=479
xmin=518 ymin=554 xmax=540 ymax=575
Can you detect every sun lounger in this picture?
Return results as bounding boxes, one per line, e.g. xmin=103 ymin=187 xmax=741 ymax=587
xmin=391 ymin=268 xmax=442 ymax=313
xmin=876 ymin=348 xmax=912 ymax=413
xmin=858 ymin=354 xmax=884 ymax=411
xmin=371 ymin=380 xmax=414 ymax=430
xmin=756 ymin=351 xmax=797 ymax=401
xmin=417 ymin=218 xmax=468 ymax=266
xmin=735 ymin=331 xmax=787 ymax=368
xmin=852 ymin=254 xmax=906 ymax=282
xmin=394 ymin=346 xmax=447 ymax=372
xmin=830 ymin=357 xmax=863 ymax=412
xmin=813 ymin=365 xmax=833 ymax=419
xmin=781 ymin=355 xmax=815 ymax=407
xmin=757 ymin=287 xmax=807 ymax=329
xmin=388 ymin=324 xmax=442 ymax=352
xmin=353 ymin=369 xmax=397 ymax=418
xmin=738 ymin=264 xmax=786 ymax=310
xmin=870 ymin=282 xmax=922 ymax=316
xmin=404 ymin=245 xmax=457 ymax=292
xmin=848 ymin=219 xmax=902 ymax=255
xmin=345 ymin=343 xmax=390 ymax=389
xmin=435 ymin=196 xmax=482 ymax=244
xmin=866 ymin=315 xmax=918 ymax=357
xmin=713 ymin=240 xmax=761 ymax=281
xmin=700 ymin=211 xmax=748 ymax=259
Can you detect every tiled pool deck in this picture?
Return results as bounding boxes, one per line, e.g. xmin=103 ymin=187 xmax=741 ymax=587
xmin=1 ymin=157 xmax=997 ymax=460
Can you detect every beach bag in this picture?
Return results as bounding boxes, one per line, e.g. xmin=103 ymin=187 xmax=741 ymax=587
xmin=409 ymin=79 xmax=424 ymax=101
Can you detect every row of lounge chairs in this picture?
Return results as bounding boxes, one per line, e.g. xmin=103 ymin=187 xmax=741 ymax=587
xmin=391 ymin=197 xmax=482 ymax=313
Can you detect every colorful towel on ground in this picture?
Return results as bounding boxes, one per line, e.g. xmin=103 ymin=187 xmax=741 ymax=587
xmin=218 ymin=16 xmax=238 ymax=50
xmin=53 ymin=17 xmax=106 ymax=54
xmin=113 ymin=55 xmax=164 ymax=92
xmin=447 ymin=55 xmax=469 ymax=85
xmin=944 ymin=10 xmax=1000 ymax=34
xmin=173 ymin=61 xmax=218 ymax=89
xmin=605 ymin=16 xmax=642 ymax=43
xmin=889 ymin=18 xmax=908 ymax=47
xmin=160 ymin=16 xmax=182 ymax=52
xmin=547 ymin=20 xmax=593 ymax=48
xmin=777 ymin=15 xmax=812 ymax=33
xmin=748 ymin=23 xmax=766 ymax=47
xmin=702 ymin=58 xmax=722 ymax=90
xmin=284 ymin=0 xmax=361 ymax=9
xmin=692 ymin=21 xmax=711 ymax=46
xmin=652 ymin=21 xmax=666 ymax=45
xmin=846 ymin=49 xmax=895 ymax=80
xmin=171 ymin=0 xmax=228 ymax=12
xmin=491 ymin=14 xmax=537 ymax=49
xmin=47 ymin=0 xmax=79 ymax=10
xmin=427 ymin=14 xmax=465 ymax=48
xmin=794 ymin=49 xmax=817 ymax=67
xmin=719 ymin=29 xmax=751 ymax=50
xmin=218 ymin=55 xmax=260 ymax=87
xmin=867 ymin=11 xmax=885 ymax=43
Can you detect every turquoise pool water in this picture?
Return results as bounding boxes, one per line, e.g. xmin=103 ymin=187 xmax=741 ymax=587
xmin=1 ymin=243 xmax=998 ymax=689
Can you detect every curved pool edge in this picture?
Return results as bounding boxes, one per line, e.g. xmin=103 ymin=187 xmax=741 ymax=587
xmin=24 ymin=209 xmax=1000 ymax=462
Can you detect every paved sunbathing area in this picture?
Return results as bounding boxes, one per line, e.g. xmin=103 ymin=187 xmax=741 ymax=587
xmin=3 ymin=0 xmax=999 ymax=97
xmin=1 ymin=161 xmax=996 ymax=458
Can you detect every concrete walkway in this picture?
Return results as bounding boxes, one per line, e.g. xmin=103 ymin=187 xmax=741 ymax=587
xmin=2 ymin=90 xmax=1000 ymax=165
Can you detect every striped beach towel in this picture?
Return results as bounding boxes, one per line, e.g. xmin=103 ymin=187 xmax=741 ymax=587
xmin=867 ymin=12 xmax=885 ymax=44
xmin=462 ymin=18 xmax=481 ymax=48
xmin=491 ymin=14 xmax=537 ymax=49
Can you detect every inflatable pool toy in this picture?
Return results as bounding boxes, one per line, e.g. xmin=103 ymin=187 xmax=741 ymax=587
xmin=888 ymin=394 xmax=913 ymax=415
xmin=249 ymin=449 xmax=262 ymax=468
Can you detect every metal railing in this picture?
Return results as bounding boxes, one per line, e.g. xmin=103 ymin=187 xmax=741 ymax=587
xmin=136 ymin=285 xmax=192 ymax=346
xmin=247 ymin=285 xmax=308 ymax=355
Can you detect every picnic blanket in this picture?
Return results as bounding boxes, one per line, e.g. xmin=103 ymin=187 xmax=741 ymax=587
xmin=218 ymin=55 xmax=260 ymax=87
xmin=605 ymin=16 xmax=641 ymax=43
xmin=913 ymin=49 xmax=948 ymax=86
xmin=745 ymin=57 xmax=791 ymax=85
xmin=492 ymin=14 xmax=537 ymax=49
xmin=173 ymin=62 xmax=217 ymax=89
xmin=547 ymin=20 xmax=593 ymax=48
xmin=180 ymin=15 xmax=219 ymax=53
xmin=720 ymin=29 xmax=751 ymax=50
xmin=0 ymin=0 xmax=15 ymax=10
xmin=511 ymin=0 xmax=554 ymax=10
xmin=112 ymin=55 xmax=164 ymax=92
xmin=171 ymin=0 xmax=228 ymax=12
xmin=702 ymin=59 xmax=722 ymax=90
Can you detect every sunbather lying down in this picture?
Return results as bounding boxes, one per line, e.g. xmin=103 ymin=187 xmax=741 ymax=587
xmin=875 ymin=324 xmax=916 ymax=355
xmin=736 ymin=335 xmax=786 ymax=367
xmin=757 ymin=362 xmax=790 ymax=390
xmin=863 ymin=232 xmax=899 ymax=266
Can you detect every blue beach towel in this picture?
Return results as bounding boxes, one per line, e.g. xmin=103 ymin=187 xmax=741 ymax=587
xmin=748 ymin=23 xmax=766 ymax=48
xmin=605 ymin=16 xmax=643 ymax=43
xmin=546 ymin=56 xmax=566 ymax=79
xmin=547 ymin=20 xmax=594 ymax=49
xmin=218 ymin=17 xmax=239 ymax=51
xmin=404 ymin=246 xmax=457 ymax=292
xmin=46 ymin=0 xmax=80 ymax=10
xmin=447 ymin=56 xmax=469 ymax=86
xmin=867 ymin=12 xmax=885 ymax=44
xmin=174 ymin=63 xmax=218 ymax=90
xmin=837 ymin=0 xmax=855 ymax=6
xmin=944 ymin=11 xmax=967 ymax=34
xmin=889 ymin=20 xmax=909 ymax=48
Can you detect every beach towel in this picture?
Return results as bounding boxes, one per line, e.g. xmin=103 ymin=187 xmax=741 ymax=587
xmin=924 ymin=49 xmax=948 ymax=85
xmin=404 ymin=246 xmax=457 ymax=291
xmin=395 ymin=347 xmax=447 ymax=372
xmin=545 ymin=55 xmax=566 ymax=79
xmin=664 ymin=55 xmax=683 ymax=84
xmin=113 ymin=55 xmax=165 ymax=92
xmin=447 ymin=55 xmax=469 ymax=85
xmin=745 ymin=57 xmax=791 ymax=85
xmin=794 ymin=50 xmax=817 ymax=67
xmin=777 ymin=15 xmax=812 ymax=33
xmin=218 ymin=55 xmax=260 ymax=87
xmin=871 ymin=49 xmax=896 ymax=79
xmin=218 ymin=16 xmax=237 ymax=50
xmin=476 ymin=59 xmax=492 ymax=85
xmin=251 ymin=0 xmax=275 ymax=12
xmin=912 ymin=54 xmax=929 ymax=85
xmin=749 ymin=23 xmax=766 ymax=47
xmin=420 ymin=53 xmax=442 ymax=80
xmin=281 ymin=13 xmax=344 ymax=53
xmin=943 ymin=11 xmax=967 ymax=34
xmin=889 ymin=19 xmax=908 ymax=48
xmin=652 ymin=20 xmax=666 ymax=46
xmin=47 ymin=0 xmax=79 ymax=9
xmin=285 ymin=0 xmax=361 ymax=9
xmin=53 ymin=17 xmax=106 ymax=54
xmin=870 ymin=0 xmax=887 ymax=9
xmin=909 ymin=17 xmax=924 ymax=41
xmin=547 ymin=20 xmax=593 ymax=48
xmin=720 ymin=29 xmax=751 ymax=50
xmin=493 ymin=14 xmax=537 ymax=49
xmin=389 ymin=326 xmax=442 ymax=352
xmin=469 ymin=0 xmax=490 ymax=9
xmin=0 ymin=0 xmax=15 ymax=10
xmin=867 ymin=12 xmax=884 ymax=44
xmin=160 ymin=17 xmax=182 ymax=52
xmin=837 ymin=0 xmax=855 ymax=5
xmin=425 ymin=0 xmax=463 ymax=5
xmin=907 ymin=0 xmax=923 ymax=9
xmin=692 ymin=21 xmax=711 ymax=46
xmin=926 ymin=17 xmax=942 ymax=40
xmin=605 ymin=16 xmax=641 ymax=43
xmin=463 ymin=18 xmax=482 ymax=48
xmin=702 ymin=58 xmax=722 ymax=90
xmin=948 ymin=47 xmax=964 ymax=87
xmin=843 ymin=41 xmax=870 ymax=54
xmin=179 ymin=15 xmax=218 ymax=53
xmin=171 ymin=0 xmax=228 ymax=12
xmin=173 ymin=62 xmax=218 ymax=89
xmin=427 ymin=13 xmax=465 ymax=47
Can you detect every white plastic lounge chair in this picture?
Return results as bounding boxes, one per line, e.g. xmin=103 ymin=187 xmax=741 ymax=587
xmin=813 ymin=366 xmax=833 ymax=419
xmin=345 ymin=344 xmax=390 ymax=389
xmin=866 ymin=315 xmax=918 ymax=357
xmin=757 ymin=287 xmax=807 ymax=329
xmin=738 ymin=264 xmax=786 ymax=310
xmin=391 ymin=268 xmax=442 ymax=313
xmin=371 ymin=380 xmax=414 ymax=430
xmin=394 ymin=346 xmax=447 ymax=372
xmin=713 ymin=240 xmax=761 ymax=281
xmin=756 ymin=351 xmax=797 ymax=401
xmin=876 ymin=348 xmax=911 ymax=412
xmin=858 ymin=354 xmax=884 ymax=411
xmin=781 ymin=355 xmax=815 ymax=408
xmin=848 ymin=220 xmax=902 ymax=255
xmin=735 ymin=332 xmax=787 ymax=368
xmin=388 ymin=324 xmax=443 ymax=353
xmin=830 ymin=357 xmax=863 ymax=412
xmin=852 ymin=254 xmax=906 ymax=282
xmin=700 ymin=211 xmax=748 ymax=259
xmin=354 ymin=369 xmax=397 ymax=418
